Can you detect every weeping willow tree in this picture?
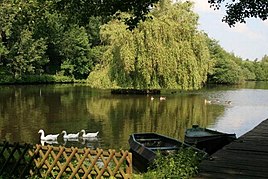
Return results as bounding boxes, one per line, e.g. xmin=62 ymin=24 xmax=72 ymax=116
xmin=88 ymin=0 xmax=213 ymax=90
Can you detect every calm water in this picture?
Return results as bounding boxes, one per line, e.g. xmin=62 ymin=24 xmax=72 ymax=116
xmin=1 ymin=82 xmax=268 ymax=150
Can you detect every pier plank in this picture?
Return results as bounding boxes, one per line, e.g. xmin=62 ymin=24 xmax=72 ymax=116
xmin=196 ymin=118 xmax=268 ymax=179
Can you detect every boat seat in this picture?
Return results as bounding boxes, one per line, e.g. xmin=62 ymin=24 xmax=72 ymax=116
xmin=137 ymin=138 xmax=161 ymax=142
xmin=149 ymin=146 xmax=179 ymax=150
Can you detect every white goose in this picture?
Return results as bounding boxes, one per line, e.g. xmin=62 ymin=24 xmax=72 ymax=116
xmin=38 ymin=129 xmax=59 ymax=141
xmin=62 ymin=130 xmax=80 ymax=139
xmin=80 ymin=130 xmax=99 ymax=138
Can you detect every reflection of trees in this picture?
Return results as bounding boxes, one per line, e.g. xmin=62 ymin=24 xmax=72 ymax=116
xmin=0 ymin=86 xmax=48 ymax=143
xmin=0 ymin=85 xmax=225 ymax=150
xmin=0 ymin=85 xmax=95 ymax=144
xmin=86 ymin=94 xmax=225 ymax=148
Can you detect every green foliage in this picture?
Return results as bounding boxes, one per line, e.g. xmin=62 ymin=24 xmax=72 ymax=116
xmin=87 ymin=66 xmax=118 ymax=88
xmin=59 ymin=25 xmax=93 ymax=79
xmin=90 ymin=1 xmax=212 ymax=90
xmin=253 ymin=60 xmax=266 ymax=81
xmin=2 ymin=0 xmax=267 ymax=85
xmin=5 ymin=29 xmax=48 ymax=77
xmin=0 ymin=0 xmax=104 ymax=80
xmin=207 ymin=39 xmax=245 ymax=84
xmin=260 ymin=56 xmax=268 ymax=80
xmin=53 ymin=0 xmax=160 ymax=30
xmin=1 ymin=0 xmax=50 ymax=77
xmin=241 ymin=60 xmax=256 ymax=81
xmin=0 ymin=74 xmax=74 ymax=84
xmin=141 ymin=148 xmax=202 ymax=179
xmin=209 ymin=58 xmax=245 ymax=84
xmin=209 ymin=0 xmax=268 ymax=26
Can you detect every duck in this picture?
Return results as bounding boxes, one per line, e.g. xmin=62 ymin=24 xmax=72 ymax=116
xmin=61 ymin=130 xmax=80 ymax=139
xmin=38 ymin=129 xmax=59 ymax=141
xmin=204 ymin=99 xmax=212 ymax=104
xmin=150 ymin=96 xmax=154 ymax=100
xmin=159 ymin=96 xmax=166 ymax=100
xmin=80 ymin=130 xmax=99 ymax=138
xmin=225 ymin=100 xmax=232 ymax=105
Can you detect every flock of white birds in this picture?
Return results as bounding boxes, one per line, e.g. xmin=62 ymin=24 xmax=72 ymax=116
xmin=38 ymin=129 xmax=99 ymax=141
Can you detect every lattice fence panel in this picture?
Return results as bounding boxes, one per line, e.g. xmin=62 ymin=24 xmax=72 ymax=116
xmin=0 ymin=141 xmax=33 ymax=178
xmin=29 ymin=144 xmax=132 ymax=179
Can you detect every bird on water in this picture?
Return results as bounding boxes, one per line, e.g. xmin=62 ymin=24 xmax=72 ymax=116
xmin=38 ymin=129 xmax=59 ymax=141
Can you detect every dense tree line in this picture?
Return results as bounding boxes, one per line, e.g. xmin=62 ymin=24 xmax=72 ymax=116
xmin=207 ymin=38 xmax=268 ymax=84
xmin=0 ymin=0 xmax=105 ymax=79
xmin=1 ymin=0 xmax=268 ymax=88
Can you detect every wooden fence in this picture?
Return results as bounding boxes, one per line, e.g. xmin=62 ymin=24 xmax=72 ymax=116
xmin=0 ymin=141 xmax=33 ymax=178
xmin=0 ymin=141 xmax=132 ymax=178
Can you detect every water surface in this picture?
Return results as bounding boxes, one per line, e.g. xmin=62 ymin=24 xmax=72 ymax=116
xmin=0 ymin=82 xmax=268 ymax=150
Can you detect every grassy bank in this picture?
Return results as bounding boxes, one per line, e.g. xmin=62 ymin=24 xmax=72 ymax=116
xmin=0 ymin=75 xmax=82 ymax=84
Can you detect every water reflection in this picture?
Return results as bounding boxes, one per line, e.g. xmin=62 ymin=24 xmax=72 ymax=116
xmin=0 ymin=83 xmax=268 ymax=150
xmin=40 ymin=137 xmax=100 ymax=148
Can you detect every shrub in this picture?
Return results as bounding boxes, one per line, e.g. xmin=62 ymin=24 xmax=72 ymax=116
xmin=138 ymin=148 xmax=203 ymax=179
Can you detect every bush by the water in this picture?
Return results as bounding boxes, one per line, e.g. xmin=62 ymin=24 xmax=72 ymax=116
xmin=134 ymin=147 xmax=203 ymax=179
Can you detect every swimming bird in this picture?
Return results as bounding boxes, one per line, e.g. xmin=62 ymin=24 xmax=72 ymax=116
xmin=38 ymin=129 xmax=59 ymax=141
xmin=159 ymin=96 xmax=166 ymax=100
xmin=225 ymin=100 xmax=232 ymax=105
xmin=80 ymin=130 xmax=99 ymax=138
xmin=151 ymin=96 xmax=154 ymax=100
xmin=204 ymin=99 xmax=212 ymax=104
xmin=61 ymin=130 xmax=80 ymax=139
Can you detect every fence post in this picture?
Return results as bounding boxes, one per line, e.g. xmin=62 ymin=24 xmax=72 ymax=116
xmin=126 ymin=152 xmax=132 ymax=177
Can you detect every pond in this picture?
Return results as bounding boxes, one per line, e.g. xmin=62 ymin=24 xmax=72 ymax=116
xmin=1 ymin=82 xmax=268 ymax=150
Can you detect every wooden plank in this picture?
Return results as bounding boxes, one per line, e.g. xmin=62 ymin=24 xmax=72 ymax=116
xmin=197 ymin=168 xmax=268 ymax=179
xmin=195 ymin=119 xmax=268 ymax=179
xmin=200 ymin=153 xmax=268 ymax=170
xmin=199 ymin=160 xmax=268 ymax=173
xmin=199 ymin=165 xmax=268 ymax=178
xmin=206 ymin=155 xmax=268 ymax=168
xmin=223 ymin=144 xmax=268 ymax=153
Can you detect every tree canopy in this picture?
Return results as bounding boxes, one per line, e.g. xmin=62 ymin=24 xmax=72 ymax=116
xmin=208 ymin=0 xmax=268 ymax=26
xmin=1 ymin=0 xmax=268 ymax=86
xmin=53 ymin=0 xmax=160 ymax=29
xmin=88 ymin=1 xmax=213 ymax=90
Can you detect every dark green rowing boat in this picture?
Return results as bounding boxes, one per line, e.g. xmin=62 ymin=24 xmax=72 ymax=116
xmin=184 ymin=125 xmax=237 ymax=155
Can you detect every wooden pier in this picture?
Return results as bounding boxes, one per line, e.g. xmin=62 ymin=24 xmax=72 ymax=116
xmin=196 ymin=118 xmax=268 ymax=179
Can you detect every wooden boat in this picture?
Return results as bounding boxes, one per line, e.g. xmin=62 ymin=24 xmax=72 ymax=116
xmin=128 ymin=132 xmax=207 ymax=172
xmin=184 ymin=125 xmax=237 ymax=155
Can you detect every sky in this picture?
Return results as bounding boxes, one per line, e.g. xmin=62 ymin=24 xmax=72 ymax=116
xmin=188 ymin=0 xmax=268 ymax=60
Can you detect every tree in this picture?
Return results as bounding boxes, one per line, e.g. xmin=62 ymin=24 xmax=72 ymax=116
xmin=59 ymin=25 xmax=93 ymax=79
xmin=0 ymin=0 xmax=51 ymax=77
xmin=6 ymin=29 xmax=48 ymax=77
xmin=88 ymin=1 xmax=212 ymax=90
xmin=242 ymin=60 xmax=256 ymax=81
xmin=208 ymin=0 xmax=268 ymax=26
xmin=0 ymin=0 xmax=104 ymax=79
xmin=253 ymin=60 xmax=266 ymax=81
xmin=54 ymin=0 xmax=160 ymax=29
xmin=260 ymin=55 xmax=268 ymax=80
xmin=209 ymin=57 xmax=245 ymax=84
xmin=206 ymin=38 xmax=245 ymax=84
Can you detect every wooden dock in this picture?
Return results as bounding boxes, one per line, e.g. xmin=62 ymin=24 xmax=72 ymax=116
xmin=196 ymin=118 xmax=268 ymax=179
